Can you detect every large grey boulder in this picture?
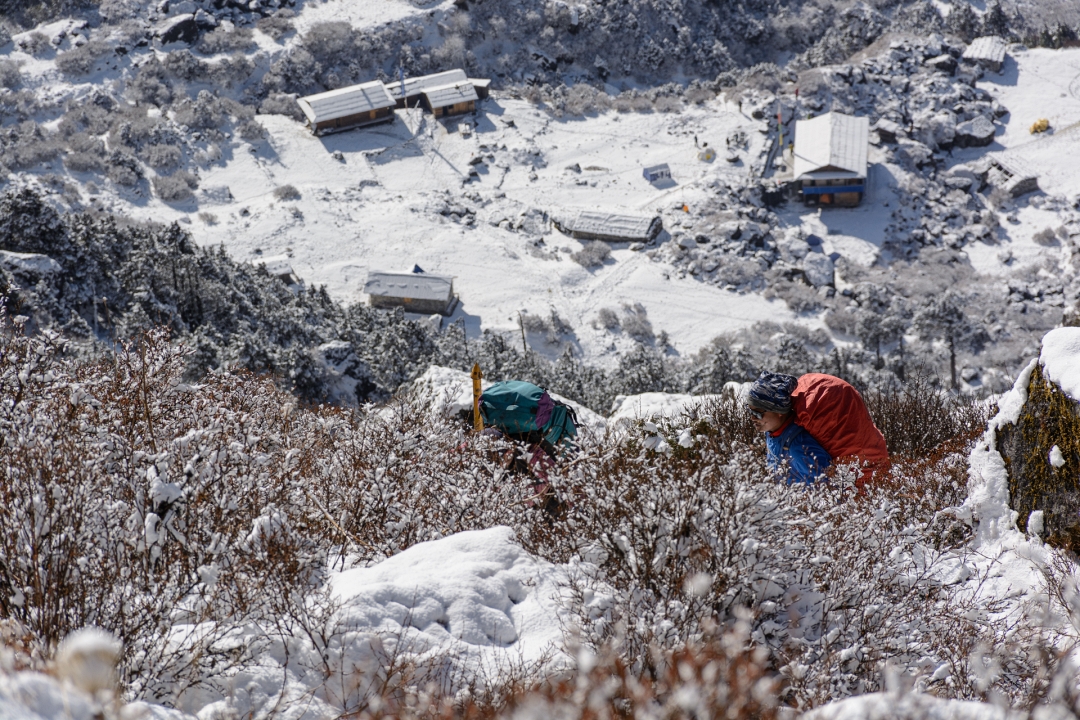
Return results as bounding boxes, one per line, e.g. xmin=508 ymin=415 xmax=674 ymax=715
xmin=955 ymin=116 xmax=996 ymax=148
xmin=159 ymin=14 xmax=199 ymax=44
xmin=802 ymin=252 xmax=834 ymax=287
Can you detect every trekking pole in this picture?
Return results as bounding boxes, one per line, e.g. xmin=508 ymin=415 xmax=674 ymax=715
xmin=472 ymin=363 xmax=484 ymax=432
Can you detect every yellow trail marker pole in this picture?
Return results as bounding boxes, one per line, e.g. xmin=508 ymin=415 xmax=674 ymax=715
xmin=472 ymin=363 xmax=484 ymax=432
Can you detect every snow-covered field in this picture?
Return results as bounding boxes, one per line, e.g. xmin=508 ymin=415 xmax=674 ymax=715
xmin=137 ymin=96 xmax=793 ymax=362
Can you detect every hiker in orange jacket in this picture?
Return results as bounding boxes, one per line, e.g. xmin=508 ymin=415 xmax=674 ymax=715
xmin=791 ymin=373 xmax=889 ymax=487
xmin=749 ymin=371 xmax=890 ymax=488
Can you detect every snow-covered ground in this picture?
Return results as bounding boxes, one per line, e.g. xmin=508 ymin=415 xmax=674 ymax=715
xmin=140 ymin=97 xmax=794 ymax=363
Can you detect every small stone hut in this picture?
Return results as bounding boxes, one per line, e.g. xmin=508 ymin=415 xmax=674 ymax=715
xmin=643 ymin=164 xmax=672 ymax=182
xmin=364 ymin=271 xmax=458 ymax=315
xmin=963 ymin=36 xmax=1007 ymax=72
xmin=296 ymin=81 xmax=396 ymax=135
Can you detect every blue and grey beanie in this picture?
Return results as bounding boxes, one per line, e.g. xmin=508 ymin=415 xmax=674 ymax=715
xmin=747 ymin=371 xmax=798 ymax=413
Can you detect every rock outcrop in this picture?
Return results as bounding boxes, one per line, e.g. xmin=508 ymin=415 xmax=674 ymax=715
xmin=996 ymin=329 xmax=1080 ymax=552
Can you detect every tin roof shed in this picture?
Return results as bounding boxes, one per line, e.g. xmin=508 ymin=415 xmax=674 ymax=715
xmin=365 ymin=271 xmax=454 ymax=302
xmin=296 ymin=81 xmax=396 ymax=125
xmin=565 ymin=210 xmax=663 ymax=242
xmin=963 ymin=36 xmax=1007 ymax=69
xmin=793 ymin=112 xmax=869 ymax=180
xmin=388 ymin=69 xmax=469 ymax=103
xmin=422 ymin=81 xmax=479 ymax=110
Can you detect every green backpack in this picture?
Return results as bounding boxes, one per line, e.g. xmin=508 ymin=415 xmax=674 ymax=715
xmin=478 ymin=380 xmax=578 ymax=448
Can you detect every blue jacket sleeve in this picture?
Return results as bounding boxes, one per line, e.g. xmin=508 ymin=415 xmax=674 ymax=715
xmin=766 ymin=423 xmax=832 ymax=485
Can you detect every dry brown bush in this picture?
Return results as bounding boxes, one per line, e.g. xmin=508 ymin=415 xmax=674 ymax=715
xmin=0 ymin=318 xmax=1049 ymax=716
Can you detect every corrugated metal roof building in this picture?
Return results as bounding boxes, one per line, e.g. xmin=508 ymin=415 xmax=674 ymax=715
xmin=364 ymin=271 xmax=458 ymax=315
xmin=388 ymin=69 xmax=469 ymax=108
xmin=963 ymin=36 xmax=1007 ymax=72
xmin=421 ymin=81 xmax=480 ymax=117
xmin=559 ymin=210 xmax=663 ymax=243
xmin=296 ymin=81 xmax=396 ymax=135
xmin=793 ymin=112 xmax=869 ymax=207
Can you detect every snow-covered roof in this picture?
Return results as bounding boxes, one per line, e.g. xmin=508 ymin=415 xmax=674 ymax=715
xmin=255 ymin=254 xmax=297 ymax=282
xmin=422 ymin=81 xmax=479 ymax=109
xmin=571 ymin=210 xmax=661 ymax=241
xmin=387 ymin=69 xmax=468 ymax=101
xmin=364 ymin=271 xmax=453 ymax=301
xmin=964 ymin=36 xmax=1007 ymax=65
xmin=793 ymin=112 xmax=869 ymax=180
xmin=296 ymin=81 xmax=396 ymax=124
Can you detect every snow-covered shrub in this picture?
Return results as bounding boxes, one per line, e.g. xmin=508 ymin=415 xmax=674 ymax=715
xmin=269 ymin=47 xmax=320 ymax=92
xmin=237 ymin=120 xmax=265 ymax=141
xmin=257 ymin=10 xmax=295 ymax=40
xmin=138 ymin=143 xmax=181 ymax=170
xmin=105 ymin=150 xmax=141 ymax=186
xmin=0 ymin=59 xmax=21 ymax=89
xmin=206 ymin=52 xmax=255 ymax=87
xmin=0 ymin=121 xmax=63 ymax=170
xmin=55 ymin=40 xmax=111 ymax=76
xmin=17 ymin=31 xmax=50 ymax=56
xmin=259 ymin=92 xmax=304 ymax=120
xmin=173 ymin=90 xmax=225 ymax=130
xmin=596 ymin=307 xmax=620 ymax=330
xmin=162 ymin=49 xmax=205 ymax=81
xmin=98 ymin=0 xmax=142 ymax=24
xmin=152 ymin=170 xmax=198 ymax=201
xmin=197 ymin=27 xmax=255 ymax=55
xmin=63 ymin=150 xmax=104 ymax=173
xmin=620 ymin=302 xmax=654 ymax=342
xmin=125 ymin=61 xmax=173 ymax=106
xmin=272 ymin=184 xmax=300 ymax=201
xmin=1033 ymin=227 xmax=1059 ymax=246
xmin=302 ymin=21 xmax=355 ymax=65
xmin=570 ymin=240 xmax=610 ymax=268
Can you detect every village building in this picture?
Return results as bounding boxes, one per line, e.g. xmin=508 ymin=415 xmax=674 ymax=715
xmin=421 ymin=81 xmax=480 ymax=118
xmin=963 ymin=36 xmax=1007 ymax=73
xmin=388 ymin=69 xmax=468 ymax=108
xmin=256 ymin=254 xmax=300 ymax=285
xmin=982 ymin=154 xmax=1039 ymax=198
xmin=364 ymin=271 xmax=458 ymax=315
xmin=556 ymin=210 xmax=663 ymax=243
xmin=642 ymin=163 xmax=672 ymax=182
xmin=793 ymin=111 xmax=869 ymax=207
xmin=469 ymin=78 xmax=492 ymax=100
xmin=296 ymin=81 xmax=396 ymax=135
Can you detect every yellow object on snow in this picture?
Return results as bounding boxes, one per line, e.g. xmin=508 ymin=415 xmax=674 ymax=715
xmin=698 ymin=146 xmax=716 ymax=162
xmin=1030 ymin=118 xmax=1050 ymax=134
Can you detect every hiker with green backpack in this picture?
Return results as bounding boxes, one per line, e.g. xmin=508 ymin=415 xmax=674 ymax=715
xmin=477 ymin=380 xmax=580 ymax=515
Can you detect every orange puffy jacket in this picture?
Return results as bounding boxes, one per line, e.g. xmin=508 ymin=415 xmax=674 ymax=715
xmin=792 ymin=374 xmax=889 ymax=487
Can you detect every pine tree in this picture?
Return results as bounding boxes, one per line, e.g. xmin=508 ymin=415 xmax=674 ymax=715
xmin=981 ymin=0 xmax=1011 ymax=39
xmin=946 ymin=2 xmax=979 ymax=43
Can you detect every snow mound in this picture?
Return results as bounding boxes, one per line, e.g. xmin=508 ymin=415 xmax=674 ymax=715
xmin=1038 ymin=327 xmax=1080 ymax=403
xmin=331 ymin=526 xmax=571 ymax=664
xmin=408 ymin=365 xmax=607 ymax=434
xmin=0 ymin=667 xmax=193 ymax=720
xmin=802 ymin=691 xmax=1014 ymax=720
xmin=608 ymin=391 xmax=724 ymax=428
xmin=54 ymin=627 xmax=122 ymax=695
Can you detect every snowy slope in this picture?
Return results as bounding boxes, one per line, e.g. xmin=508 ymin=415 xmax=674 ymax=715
xmin=139 ymin=97 xmax=794 ymax=364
